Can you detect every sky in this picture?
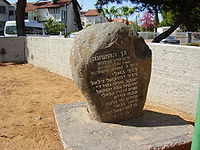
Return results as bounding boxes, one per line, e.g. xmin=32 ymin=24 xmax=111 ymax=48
xmin=7 ymin=0 xmax=156 ymax=23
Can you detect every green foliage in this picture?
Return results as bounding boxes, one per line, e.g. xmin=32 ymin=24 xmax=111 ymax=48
xmin=159 ymin=11 xmax=175 ymax=27
xmin=181 ymin=3 xmax=200 ymax=31
xmin=102 ymin=6 xmax=121 ymax=20
xmin=44 ymin=18 xmax=65 ymax=35
xmin=186 ymin=43 xmax=200 ymax=47
xmin=52 ymin=0 xmax=59 ymax=4
xmin=120 ymin=6 xmax=136 ymax=20
xmin=65 ymin=31 xmax=76 ymax=38
xmin=95 ymin=0 xmax=200 ymax=42
xmin=86 ymin=24 xmax=92 ymax=28
xmin=100 ymin=6 xmax=135 ymax=21
xmin=131 ymin=22 xmax=142 ymax=32
xmin=160 ymin=3 xmax=200 ymax=31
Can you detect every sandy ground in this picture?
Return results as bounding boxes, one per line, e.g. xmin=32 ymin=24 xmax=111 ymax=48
xmin=0 ymin=63 xmax=85 ymax=150
xmin=0 ymin=63 xmax=193 ymax=150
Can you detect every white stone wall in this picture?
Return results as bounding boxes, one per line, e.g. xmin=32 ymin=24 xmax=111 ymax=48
xmin=25 ymin=37 xmax=73 ymax=78
xmin=0 ymin=37 xmax=25 ymax=63
xmin=147 ymin=43 xmax=200 ymax=120
xmin=1 ymin=37 xmax=199 ymax=120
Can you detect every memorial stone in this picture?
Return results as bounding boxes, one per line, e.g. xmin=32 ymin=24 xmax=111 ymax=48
xmin=70 ymin=22 xmax=152 ymax=122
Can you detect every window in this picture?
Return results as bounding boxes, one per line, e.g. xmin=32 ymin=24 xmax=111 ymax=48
xmin=6 ymin=26 xmax=17 ymax=34
xmin=61 ymin=10 xmax=66 ymax=20
xmin=9 ymin=10 xmax=14 ymax=16
xmin=25 ymin=27 xmax=43 ymax=35
xmin=0 ymin=6 xmax=6 ymax=14
xmin=6 ymin=26 xmax=43 ymax=35
xmin=49 ymin=8 xmax=59 ymax=13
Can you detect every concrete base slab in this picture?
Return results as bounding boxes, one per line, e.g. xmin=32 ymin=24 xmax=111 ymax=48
xmin=54 ymin=102 xmax=193 ymax=150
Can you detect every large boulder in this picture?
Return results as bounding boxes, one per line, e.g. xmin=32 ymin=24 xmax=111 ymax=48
xmin=70 ymin=22 xmax=151 ymax=122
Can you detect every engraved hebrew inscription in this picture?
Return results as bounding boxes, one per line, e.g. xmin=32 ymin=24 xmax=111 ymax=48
xmin=88 ymin=50 xmax=139 ymax=119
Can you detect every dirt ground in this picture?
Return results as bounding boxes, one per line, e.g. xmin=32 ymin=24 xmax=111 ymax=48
xmin=0 ymin=63 xmax=85 ymax=150
xmin=0 ymin=63 xmax=193 ymax=150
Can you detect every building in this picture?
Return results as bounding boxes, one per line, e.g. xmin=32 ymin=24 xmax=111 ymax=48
xmin=111 ymin=18 xmax=134 ymax=25
xmin=25 ymin=0 xmax=81 ymax=33
xmin=80 ymin=9 xmax=108 ymax=28
xmin=0 ymin=0 xmax=15 ymax=35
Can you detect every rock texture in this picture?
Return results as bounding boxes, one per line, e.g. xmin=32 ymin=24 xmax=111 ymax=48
xmin=70 ymin=22 xmax=151 ymax=122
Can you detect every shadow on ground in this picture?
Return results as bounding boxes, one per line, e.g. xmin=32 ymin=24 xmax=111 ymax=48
xmin=114 ymin=110 xmax=190 ymax=127
xmin=0 ymin=62 xmax=25 ymax=67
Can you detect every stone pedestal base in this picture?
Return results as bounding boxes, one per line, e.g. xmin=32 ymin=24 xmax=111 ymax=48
xmin=54 ymin=102 xmax=193 ymax=150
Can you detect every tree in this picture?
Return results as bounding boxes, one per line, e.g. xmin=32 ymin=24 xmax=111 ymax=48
xmin=102 ymin=8 xmax=112 ymax=20
xmin=140 ymin=12 xmax=154 ymax=31
xmin=159 ymin=10 xmax=175 ymax=27
xmin=120 ymin=6 xmax=135 ymax=21
xmin=44 ymin=18 xmax=65 ymax=35
xmin=102 ymin=6 xmax=121 ymax=21
xmin=16 ymin=0 xmax=27 ymax=36
xmin=96 ymin=0 xmax=200 ymax=43
xmin=110 ymin=6 xmax=121 ymax=18
xmin=52 ymin=0 xmax=59 ymax=4
xmin=153 ymin=6 xmax=159 ymax=32
xmin=160 ymin=3 xmax=200 ymax=32
xmin=182 ymin=4 xmax=200 ymax=32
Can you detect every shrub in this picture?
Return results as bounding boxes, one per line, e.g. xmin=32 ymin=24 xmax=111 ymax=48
xmin=44 ymin=18 xmax=65 ymax=35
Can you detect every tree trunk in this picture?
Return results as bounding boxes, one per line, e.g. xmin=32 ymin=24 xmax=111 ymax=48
xmin=152 ymin=0 xmax=200 ymax=43
xmin=72 ymin=0 xmax=83 ymax=31
xmin=152 ymin=15 xmax=182 ymax=43
xmin=16 ymin=0 xmax=27 ymax=36
xmin=153 ymin=7 xmax=159 ymax=32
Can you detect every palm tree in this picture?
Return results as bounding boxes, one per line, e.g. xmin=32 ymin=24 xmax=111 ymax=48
xmin=102 ymin=6 xmax=121 ymax=21
xmin=120 ymin=6 xmax=135 ymax=21
xmin=109 ymin=6 xmax=121 ymax=19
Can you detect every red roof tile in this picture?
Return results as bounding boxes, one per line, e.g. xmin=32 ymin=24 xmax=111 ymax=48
xmin=81 ymin=9 xmax=99 ymax=16
xmin=111 ymin=18 xmax=134 ymax=25
xmin=26 ymin=0 xmax=72 ymax=11
xmin=26 ymin=2 xmax=38 ymax=11
xmin=37 ymin=3 xmax=65 ymax=9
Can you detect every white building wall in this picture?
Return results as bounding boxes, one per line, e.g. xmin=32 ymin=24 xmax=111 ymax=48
xmin=28 ymin=10 xmax=37 ymax=21
xmin=37 ymin=6 xmax=69 ymax=22
xmin=0 ymin=0 xmax=9 ymax=22
xmin=27 ymin=3 xmax=78 ymax=33
xmin=0 ymin=1 xmax=15 ymax=34
xmin=81 ymin=15 xmax=108 ymax=28
xmin=37 ymin=8 xmax=49 ymax=22
xmin=48 ymin=9 xmax=61 ymax=21
xmin=8 ymin=5 xmax=15 ymax=20
xmin=66 ymin=3 xmax=77 ymax=33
